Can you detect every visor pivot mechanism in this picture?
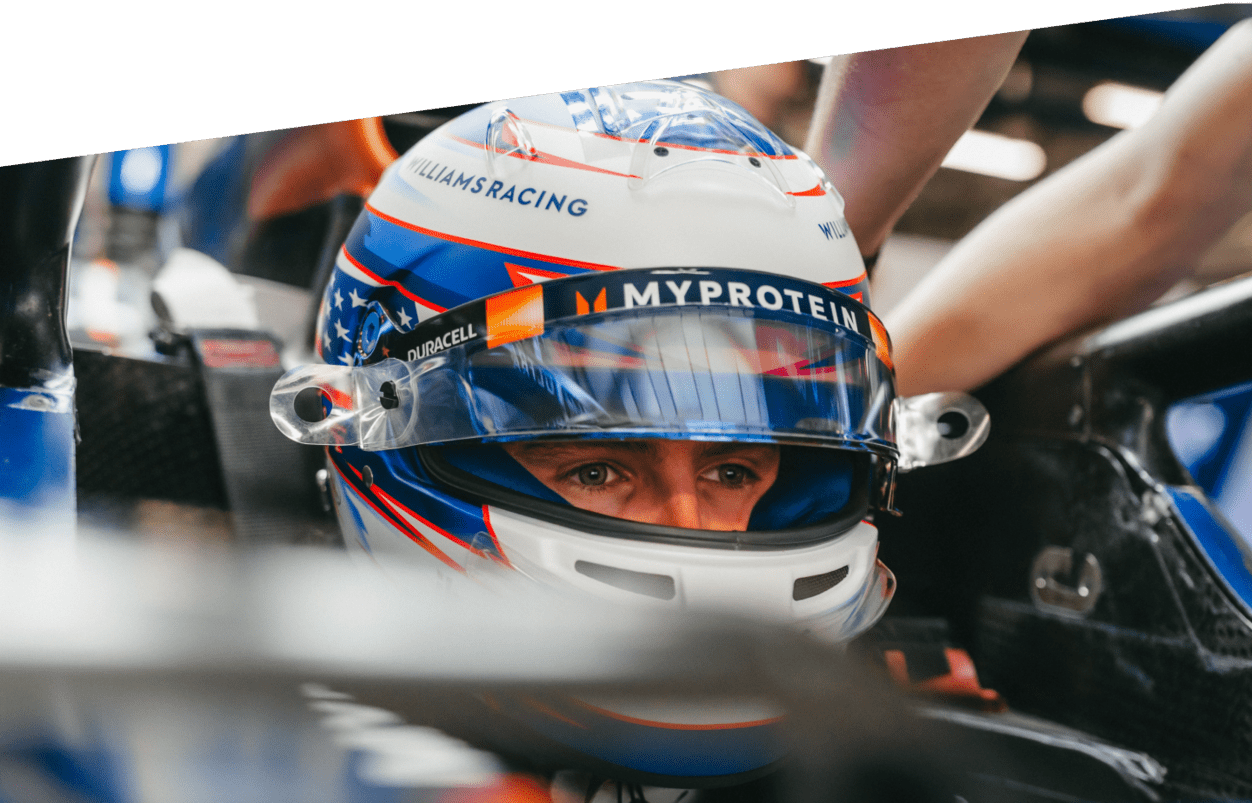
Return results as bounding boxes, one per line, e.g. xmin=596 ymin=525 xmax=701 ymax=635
xmin=357 ymin=304 xmax=389 ymax=360
xmin=894 ymin=392 xmax=990 ymax=472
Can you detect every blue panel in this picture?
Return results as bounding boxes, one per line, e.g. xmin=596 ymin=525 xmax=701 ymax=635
xmin=108 ymin=145 xmax=173 ymax=212
xmin=0 ymin=388 xmax=75 ymax=527
xmin=180 ymin=137 xmax=247 ymax=263
xmin=1167 ymin=381 xmax=1252 ymax=544
xmin=331 ymin=447 xmax=503 ymax=561
xmin=10 ymin=740 xmax=130 ymax=803
xmin=1166 ymin=485 xmax=1252 ymax=610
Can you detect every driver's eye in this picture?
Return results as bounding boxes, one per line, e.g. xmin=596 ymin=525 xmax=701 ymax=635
xmin=716 ymin=464 xmax=751 ymax=486
xmin=576 ymin=463 xmax=613 ymax=486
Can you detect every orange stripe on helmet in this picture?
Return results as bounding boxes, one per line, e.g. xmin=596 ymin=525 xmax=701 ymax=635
xmin=868 ymin=313 xmax=894 ymax=372
xmin=485 ymin=284 xmax=545 ymax=348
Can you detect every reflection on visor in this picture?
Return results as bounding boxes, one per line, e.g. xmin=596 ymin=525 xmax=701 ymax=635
xmin=272 ymin=269 xmax=896 ymax=458
xmin=275 ymin=308 xmax=894 ymax=455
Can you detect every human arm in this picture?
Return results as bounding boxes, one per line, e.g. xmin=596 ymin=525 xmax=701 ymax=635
xmin=712 ymin=62 xmax=808 ymax=130
xmin=804 ymin=33 xmax=1029 ymax=258
xmin=886 ymin=20 xmax=1252 ymax=396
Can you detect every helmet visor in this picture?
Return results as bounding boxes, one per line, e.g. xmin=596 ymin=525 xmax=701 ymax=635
xmin=272 ymin=268 xmax=896 ymax=457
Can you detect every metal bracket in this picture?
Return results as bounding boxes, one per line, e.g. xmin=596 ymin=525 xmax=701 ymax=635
xmin=894 ymin=392 xmax=991 ymax=472
xmin=1030 ymin=546 xmax=1103 ymax=616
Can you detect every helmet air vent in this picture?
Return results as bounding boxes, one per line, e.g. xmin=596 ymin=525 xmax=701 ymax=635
xmin=624 ymin=110 xmax=795 ymax=207
xmin=485 ymin=109 xmax=538 ymax=178
xmin=574 ymin=561 xmax=676 ymax=601
xmin=793 ymin=565 xmax=849 ymax=601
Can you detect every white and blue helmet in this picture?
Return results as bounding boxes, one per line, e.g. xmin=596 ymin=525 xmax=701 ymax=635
xmin=272 ymin=81 xmax=902 ymax=783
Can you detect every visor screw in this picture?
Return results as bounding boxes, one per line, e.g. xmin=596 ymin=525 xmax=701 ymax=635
xmin=749 ymin=156 xmax=762 ymax=167
xmin=359 ymin=308 xmax=384 ymax=357
xmin=653 ymin=146 xmax=669 ymax=157
xmin=380 ymin=381 xmax=400 ymax=410
xmin=363 ymin=465 xmax=374 ymax=488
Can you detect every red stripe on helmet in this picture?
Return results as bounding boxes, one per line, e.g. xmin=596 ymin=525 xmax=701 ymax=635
xmin=340 ymin=246 xmax=446 ymax=314
xmin=446 ymin=133 xmax=640 ymax=180
xmin=822 ymin=271 xmax=868 ymax=289
xmin=481 ymin=505 xmax=513 ymax=568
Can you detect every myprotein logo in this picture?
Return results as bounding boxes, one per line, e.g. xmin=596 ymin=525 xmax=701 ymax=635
xmin=384 ymin=267 xmax=874 ymax=368
xmin=575 ymin=289 xmax=607 ymax=314
xmin=619 ymin=277 xmax=861 ymax=334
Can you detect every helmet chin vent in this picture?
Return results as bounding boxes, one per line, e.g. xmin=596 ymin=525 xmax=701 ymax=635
xmin=793 ymin=566 xmax=849 ymax=601
xmin=574 ymin=561 xmax=676 ymax=601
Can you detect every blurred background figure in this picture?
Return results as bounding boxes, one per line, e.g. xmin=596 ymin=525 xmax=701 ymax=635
xmin=829 ymin=17 xmax=1252 ymax=544
xmin=803 ymin=33 xmax=1029 ymax=266
xmin=707 ymin=61 xmax=821 ymax=147
xmin=63 ymin=112 xmax=472 ymax=545
xmin=883 ymin=18 xmax=1252 ymax=397
xmin=70 ymin=142 xmax=216 ymax=354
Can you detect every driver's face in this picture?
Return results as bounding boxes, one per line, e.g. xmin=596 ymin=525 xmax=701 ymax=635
xmin=501 ymin=440 xmax=780 ymax=531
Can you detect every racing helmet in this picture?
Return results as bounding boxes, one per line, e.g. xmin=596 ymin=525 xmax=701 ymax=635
xmin=272 ymin=81 xmax=901 ymax=641
xmin=269 ymin=80 xmax=994 ymax=785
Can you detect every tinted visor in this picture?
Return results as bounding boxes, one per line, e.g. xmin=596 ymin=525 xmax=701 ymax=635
xmin=272 ymin=267 xmax=897 ymax=457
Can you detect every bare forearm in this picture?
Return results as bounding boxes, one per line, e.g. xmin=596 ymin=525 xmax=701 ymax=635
xmin=806 ymin=32 xmax=1028 ymax=256
xmin=885 ymin=141 xmax=1173 ymax=395
xmin=887 ymin=20 xmax=1252 ymax=395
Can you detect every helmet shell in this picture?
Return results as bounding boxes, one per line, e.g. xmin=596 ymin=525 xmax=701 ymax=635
xmin=312 ymin=81 xmax=889 ymax=785
xmin=315 ymin=82 xmax=868 ymax=365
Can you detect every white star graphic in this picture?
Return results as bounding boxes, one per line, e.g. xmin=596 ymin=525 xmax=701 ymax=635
xmin=334 ymin=289 xmax=344 ymax=310
xmin=322 ymin=329 xmax=331 ymax=350
xmin=349 ymin=289 xmax=367 ymax=308
xmin=397 ymin=307 xmax=413 ymax=328
xmin=338 ymin=351 xmax=354 ymax=366
xmin=334 ymin=320 xmax=350 ymax=341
